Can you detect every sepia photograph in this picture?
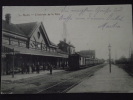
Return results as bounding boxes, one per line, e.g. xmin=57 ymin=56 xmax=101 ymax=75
xmin=1 ymin=5 xmax=133 ymax=94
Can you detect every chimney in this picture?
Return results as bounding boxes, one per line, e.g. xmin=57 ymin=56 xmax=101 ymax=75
xmin=5 ymin=13 xmax=11 ymax=24
xmin=64 ymin=38 xmax=66 ymax=43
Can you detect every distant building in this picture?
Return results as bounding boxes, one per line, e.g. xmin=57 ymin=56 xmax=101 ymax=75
xmin=77 ymin=50 xmax=95 ymax=59
xmin=58 ymin=39 xmax=75 ymax=55
xmin=75 ymin=52 xmax=88 ymax=66
xmin=2 ymin=14 xmax=68 ymax=75
xmin=68 ymin=52 xmax=88 ymax=69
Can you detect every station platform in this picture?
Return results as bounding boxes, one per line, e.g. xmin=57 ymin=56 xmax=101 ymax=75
xmin=1 ymin=69 xmax=64 ymax=82
xmin=67 ymin=64 xmax=133 ymax=93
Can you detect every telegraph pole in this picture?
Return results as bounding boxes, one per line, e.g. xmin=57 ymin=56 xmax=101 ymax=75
xmin=108 ymin=44 xmax=111 ymax=73
xmin=12 ymin=48 xmax=14 ymax=78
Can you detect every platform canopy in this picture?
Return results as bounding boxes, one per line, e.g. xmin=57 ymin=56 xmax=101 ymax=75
xmin=2 ymin=44 xmax=68 ymax=58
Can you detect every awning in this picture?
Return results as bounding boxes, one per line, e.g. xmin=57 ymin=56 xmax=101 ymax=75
xmin=2 ymin=44 xmax=68 ymax=58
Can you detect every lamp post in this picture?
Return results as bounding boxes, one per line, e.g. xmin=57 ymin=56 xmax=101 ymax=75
xmin=12 ymin=48 xmax=14 ymax=78
xmin=108 ymin=44 xmax=111 ymax=73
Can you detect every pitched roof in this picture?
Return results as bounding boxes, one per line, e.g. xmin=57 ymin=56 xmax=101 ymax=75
xmin=57 ymin=48 xmax=69 ymax=54
xmin=75 ymin=52 xmax=89 ymax=58
xmin=50 ymin=41 xmax=57 ymax=46
xmin=77 ymin=50 xmax=95 ymax=55
xmin=59 ymin=41 xmax=75 ymax=47
xmin=2 ymin=20 xmax=38 ymax=37
xmin=16 ymin=22 xmax=37 ymax=37
xmin=2 ymin=19 xmax=57 ymax=47
xmin=76 ymin=50 xmax=95 ymax=58
xmin=2 ymin=20 xmax=26 ymax=36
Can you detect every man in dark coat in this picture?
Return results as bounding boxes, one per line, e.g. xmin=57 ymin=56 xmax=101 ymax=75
xmin=26 ymin=63 xmax=29 ymax=74
xmin=27 ymin=63 xmax=30 ymax=74
xmin=22 ymin=63 xmax=25 ymax=74
xmin=50 ymin=64 xmax=52 ymax=75
xmin=36 ymin=62 xmax=40 ymax=74
xmin=31 ymin=63 xmax=34 ymax=73
xmin=43 ymin=63 xmax=45 ymax=71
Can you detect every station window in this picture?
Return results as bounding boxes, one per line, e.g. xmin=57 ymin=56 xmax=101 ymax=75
xmin=2 ymin=37 xmax=9 ymax=44
xmin=10 ymin=38 xmax=19 ymax=46
xmin=19 ymin=41 xmax=26 ymax=47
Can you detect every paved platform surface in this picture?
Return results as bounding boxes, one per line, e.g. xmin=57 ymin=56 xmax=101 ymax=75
xmin=1 ymin=70 xmax=64 ymax=82
xmin=67 ymin=64 xmax=133 ymax=93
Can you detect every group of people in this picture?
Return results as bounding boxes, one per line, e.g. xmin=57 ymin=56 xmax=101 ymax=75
xmin=21 ymin=62 xmax=53 ymax=74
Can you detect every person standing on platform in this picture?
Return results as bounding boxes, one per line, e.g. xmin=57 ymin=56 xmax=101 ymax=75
xmin=47 ymin=63 xmax=50 ymax=71
xmin=36 ymin=62 xmax=40 ymax=74
xmin=50 ymin=64 xmax=52 ymax=75
xmin=43 ymin=63 xmax=45 ymax=71
xmin=38 ymin=62 xmax=40 ymax=73
xmin=24 ymin=63 xmax=27 ymax=74
xmin=36 ymin=63 xmax=38 ymax=73
xmin=31 ymin=63 xmax=34 ymax=73
xmin=27 ymin=63 xmax=30 ymax=74
xmin=21 ymin=63 xmax=24 ymax=74
xmin=25 ymin=63 xmax=28 ymax=74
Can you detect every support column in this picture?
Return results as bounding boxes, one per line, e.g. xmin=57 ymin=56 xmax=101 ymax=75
xmin=56 ymin=58 xmax=59 ymax=68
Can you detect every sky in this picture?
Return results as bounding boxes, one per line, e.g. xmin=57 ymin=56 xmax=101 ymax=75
xmin=2 ymin=5 xmax=133 ymax=60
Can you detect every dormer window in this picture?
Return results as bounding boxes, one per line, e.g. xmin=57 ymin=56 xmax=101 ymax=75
xmin=38 ymin=32 xmax=40 ymax=39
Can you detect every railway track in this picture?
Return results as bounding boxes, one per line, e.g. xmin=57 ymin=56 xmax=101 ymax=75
xmin=2 ymin=64 xmax=106 ymax=94
xmin=37 ymin=64 xmax=106 ymax=93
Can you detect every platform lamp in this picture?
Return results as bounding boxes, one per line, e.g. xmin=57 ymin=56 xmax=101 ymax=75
xmin=12 ymin=48 xmax=15 ymax=78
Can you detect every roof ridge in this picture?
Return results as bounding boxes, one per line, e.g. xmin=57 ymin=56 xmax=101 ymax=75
xmin=2 ymin=19 xmax=26 ymax=36
xmin=16 ymin=22 xmax=38 ymax=37
xmin=15 ymin=21 xmax=37 ymax=25
xmin=27 ymin=22 xmax=39 ymax=37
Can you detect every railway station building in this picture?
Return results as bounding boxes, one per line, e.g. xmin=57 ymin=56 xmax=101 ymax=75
xmin=1 ymin=14 xmax=68 ymax=75
xmin=58 ymin=39 xmax=75 ymax=55
xmin=57 ymin=39 xmax=75 ymax=68
xmin=77 ymin=50 xmax=102 ymax=66
xmin=77 ymin=50 xmax=95 ymax=59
